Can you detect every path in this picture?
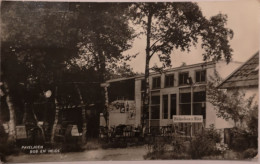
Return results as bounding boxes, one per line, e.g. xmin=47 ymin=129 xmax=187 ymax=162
xmin=6 ymin=146 xmax=147 ymax=163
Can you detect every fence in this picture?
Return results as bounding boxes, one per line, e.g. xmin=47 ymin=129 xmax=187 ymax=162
xmin=99 ymin=123 xmax=206 ymax=142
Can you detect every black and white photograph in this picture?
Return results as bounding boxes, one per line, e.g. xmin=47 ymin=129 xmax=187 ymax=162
xmin=0 ymin=0 xmax=259 ymax=163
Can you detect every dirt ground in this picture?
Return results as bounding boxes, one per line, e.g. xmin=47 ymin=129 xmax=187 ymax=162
xmin=6 ymin=146 xmax=147 ymax=163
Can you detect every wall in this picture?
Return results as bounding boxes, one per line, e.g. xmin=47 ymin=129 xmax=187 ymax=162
xmin=108 ymin=100 xmax=136 ymax=127
xmin=134 ymin=61 xmax=243 ymax=129
xmin=216 ymin=61 xmax=242 ymax=79
xmin=102 ymin=61 xmax=243 ymax=130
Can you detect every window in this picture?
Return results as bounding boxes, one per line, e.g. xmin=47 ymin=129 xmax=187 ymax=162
xmin=193 ymin=91 xmax=206 ymax=119
xmin=193 ymin=103 xmax=206 ymax=119
xmin=152 ymin=77 xmax=161 ymax=89
xmin=165 ymin=74 xmax=174 ymax=87
xmin=141 ymin=79 xmax=145 ymax=91
xmin=193 ymin=91 xmax=206 ymax=102
xmin=151 ymin=96 xmax=160 ymax=119
xmin=170 ymin=94 xmax=177 ymax=118
xmin=180 ymin=92 xmax=191 ymax=103
xmin=179 ymin=92 xmax=191 ymax=115
xmin=163 ymin=95 xmax=168 ymax=119
xmin=179 ymin=72 xmax=189 ymax=85
xmin=195 ymin=70 xmax=206 ymax=82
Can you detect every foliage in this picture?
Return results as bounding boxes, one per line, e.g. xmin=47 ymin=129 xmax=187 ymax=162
xmin=246 ymin=105 xmax=258 ymax=137
xmin=106 ymin=62 xmax=138 ymax=79
xmin=215 ymin=143 xmax=229 ymax=154
xmin=146 ymin=137 xmax=167 ymax=155
xmin=171 ymin=136 xmax=186 ymax=153
xmin=1 ymin=2 xmax=135 ymax=135
xmin=204 ymin=124 xmax=222 ymax=143
xmin=242 ymin=148 xmax=258 ymax=159
xmin=72 ymin=3 xmax=135 ymax=81
xmin=1 ymin=1 xmax=135 ymax=89
xmin=207 ymin=71 xmax=257 ymax=126
xmin=229 ymin=127 xmax=257 ymax=151
xmin=130 ymin=3 xmax=233 ymax=68
xmin=144 ymin=136 xmax=191 ymax=160
xmin=144 ymin=138 xmax=168 ymax=160
xmin=190 ymin=126 xmax=221 ymax=159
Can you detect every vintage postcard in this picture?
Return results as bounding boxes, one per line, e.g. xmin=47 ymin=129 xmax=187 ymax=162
xmin=0 ymin=0 xmax=259 ymax=163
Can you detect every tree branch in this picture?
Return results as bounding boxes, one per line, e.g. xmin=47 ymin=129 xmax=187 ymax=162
xmin=150 ymin=37 xmax=163 ymax=49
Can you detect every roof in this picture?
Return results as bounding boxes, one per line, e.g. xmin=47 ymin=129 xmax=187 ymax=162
xmin=103 ymin=61 xmax=216 ymax=84
xmin=218 ymin=52 xmax=259 ymax=89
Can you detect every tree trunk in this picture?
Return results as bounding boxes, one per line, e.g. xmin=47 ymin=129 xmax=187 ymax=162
xmin=75 ymin=84 xmax=87 ymax=144
xmin=3 ymin=82 xmax=16 ymax=143
xmin=98 ymin=50 xmax=109 ymax=127
xmin=103 ymin=85 xmax=109 ymax=127
xmin=51 ymin=87 xmax=59 ymax=144
xmin=32 ymin=105 xmax=46 ymax=142
xmin=141 ymin=12 xmax=153 ymax=136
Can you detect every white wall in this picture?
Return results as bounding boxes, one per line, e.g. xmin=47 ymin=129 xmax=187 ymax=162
xmin=105 ymin=61 xmax=244 ymax=129
xmin=216 ymin=61 xmax=242 ymax=79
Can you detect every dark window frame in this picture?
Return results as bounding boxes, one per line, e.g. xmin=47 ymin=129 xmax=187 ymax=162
xmin=170 ymin=94 xmax=177 ymax=118
xmin=150 ymin=95 xmax=160 ymax=119
xmin=193 ymin=91 xmax=206 ymax=119
xmin=152 ymin=76 xmax=161 ymax=89
xmin=179 ymin=72 xmax=189 ymax=86
xmin=179 ymin=92 xmax=191 ymax=115
xmin=195 ymin=70 xmax=206 ymax=83
xmin=165 ymin=74 xmax=174 ymax=87
xmin=141 ymin=79 xmax=145 ymax=91
xmin=163 ymin=95 xmax=168 ymax=119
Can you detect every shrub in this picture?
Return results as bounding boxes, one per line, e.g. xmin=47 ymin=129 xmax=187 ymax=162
xmin=229 ymin=127 xmax=254 ymax=151
xmin=204 ymin=124 xmax=221 ymax=143
xmin=171 ymin=152 xmax=191 ymax=159
xmin=190 ymin=126 xmax=221 ymax=159
xmin=246 ymin=106 xmax=258 ymax=149
xmin=242 ymin=148 xmax=258 ymax=159
xmin=146 ymin=139 xmax=166 ymax=155
xmin=171 ymin=136 xmax=186 ymax=153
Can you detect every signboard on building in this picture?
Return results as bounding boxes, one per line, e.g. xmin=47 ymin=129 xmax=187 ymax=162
xmin=173 ymin=115 xmax=203 ymax=123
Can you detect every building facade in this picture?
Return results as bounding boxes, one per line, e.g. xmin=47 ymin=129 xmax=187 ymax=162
xmin=219 ymin=52 xmax=259 ymax=103
xmin=100 ymin=60 xmax=242 ymax=134
xmin=218 ymin=52 xmax=259 ymax=128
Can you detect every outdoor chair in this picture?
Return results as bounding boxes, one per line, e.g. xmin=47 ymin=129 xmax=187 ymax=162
xmin=123 ymin=125 xmax=133 ymax=137
xmin=114 ymin=125 xmax=126 ymax=137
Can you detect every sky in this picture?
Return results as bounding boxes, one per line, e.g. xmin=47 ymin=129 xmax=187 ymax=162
xmin=124 ymin=0 xmax=260 ymax=73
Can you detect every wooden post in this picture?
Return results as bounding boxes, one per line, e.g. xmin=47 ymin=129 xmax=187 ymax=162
xmin=75 ymin=83 xmax=87 ymax=144
xmin=51 ymin=86 xmax=59 ymax=144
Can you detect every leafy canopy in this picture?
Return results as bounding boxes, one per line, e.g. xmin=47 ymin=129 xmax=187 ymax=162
xmin=130 ymin=2 xmax=233 ymax=70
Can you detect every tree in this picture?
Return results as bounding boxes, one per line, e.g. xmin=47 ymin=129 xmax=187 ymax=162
xmin=207 ymin=71 xmax=257 ymax=127
xmin=129 ymin=2 xmax=233 ymax=132
xmin=1 ymin=1 xmax=80 ymax=142
xmin=71 ymin=3 xmax=135 ymax=126
xmin=74 ymin=3 xmax=134 ymax=81
xmin=1 ymin=1 xmax=135 ymax=141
